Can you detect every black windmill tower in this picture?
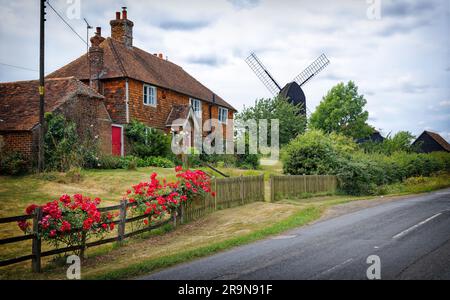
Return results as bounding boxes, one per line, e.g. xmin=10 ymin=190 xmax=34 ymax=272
xmin=245 ymin=53 xmax=330 ymax=116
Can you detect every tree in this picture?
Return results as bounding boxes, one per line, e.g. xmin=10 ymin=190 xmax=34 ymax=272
xmin=360 ymin=131 xmax=415 ymax=154
xmin=236 ymin=96 xmax=306 ymax=146
xmin=309 ymin=81 xmax=372 ymax=139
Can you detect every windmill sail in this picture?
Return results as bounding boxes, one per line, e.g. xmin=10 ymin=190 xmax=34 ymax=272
xmin=245 ymin=53 xmax=282 ymax=96
xmin=294 ymin=54 xmax=330 ymax=87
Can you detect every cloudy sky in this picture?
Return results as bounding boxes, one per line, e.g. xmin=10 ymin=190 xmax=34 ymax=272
xmin=1 ymin=0 xmax=449 ymax=140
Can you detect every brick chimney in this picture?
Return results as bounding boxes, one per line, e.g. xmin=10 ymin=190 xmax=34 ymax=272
xmin=89 ymin=27 xmax=105 ymax=92
xmin=110 ymin=7 xmax=134 ymax=48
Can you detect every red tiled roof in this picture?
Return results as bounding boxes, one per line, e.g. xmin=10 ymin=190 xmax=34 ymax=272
xmin=165 ymin=104 xmax=191 ymax=127
xmin=0 ymin=77 xmax=104 ymax=131
xmin=47 ymin=38 xmax=236 ymax=111
xmin=424 ymin=131 xmax=450 ymax=152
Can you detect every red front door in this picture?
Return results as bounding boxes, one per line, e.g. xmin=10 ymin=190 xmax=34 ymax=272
xmin=112 ymin=126 xmax=122 ymax=156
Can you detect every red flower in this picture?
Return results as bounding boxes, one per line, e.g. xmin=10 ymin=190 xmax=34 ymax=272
xmin=60 ymin=220 xmax=71 ymax=232
xmin=18 ymin=221 xmax=30 ymax=232
xmin=59 ymin=194 xmax=71 ymax=204
xmin=143 ymin=219 xmax=149 ymax=225
xmin=83 ymin=218 xmax=94 ymax=230
xmin=49 ymin=230 xmax=57 ymax=238
xmin=102 ymin=223 xmax=108 ymax=229
xmin=109 ymin=223 xmax=115 ymax=230
xmin=175 ymin=165 xmax=183 ymax=172
xmin=25 ymin=204 xmax=38 ymax=215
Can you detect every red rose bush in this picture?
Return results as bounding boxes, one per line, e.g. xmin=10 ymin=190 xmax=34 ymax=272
xmin=125 ymin=167 xmax=214 ymax=228
xmin=19 ymin=194 xmax=115 ymax=254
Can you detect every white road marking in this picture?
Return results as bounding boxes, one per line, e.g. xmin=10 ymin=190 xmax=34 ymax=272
xmin=271 ymin=235 xmax=296 ymax=240
xmin=314 ymin=258 xmax=354 ymax=278
xmin=392 ymin=213 xmax=443 ymax=240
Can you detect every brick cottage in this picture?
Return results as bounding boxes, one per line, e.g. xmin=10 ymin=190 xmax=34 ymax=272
xmin=0 ymin=7 xmax=236 ymax=160
xmin=0 ymin=77 xmax=112 ymax=160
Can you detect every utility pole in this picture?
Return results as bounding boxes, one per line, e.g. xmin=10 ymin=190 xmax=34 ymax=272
xmin=83 ymin=18 xmax=92 ymax=54
xmin=38 ymin=0 xmax=46 ymax=173
xmin=84 ymin=18 xmax=92 ymax=89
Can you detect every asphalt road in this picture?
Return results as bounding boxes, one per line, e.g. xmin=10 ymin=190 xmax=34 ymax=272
xmin=141 ymin=189 xmax=450 ymax=280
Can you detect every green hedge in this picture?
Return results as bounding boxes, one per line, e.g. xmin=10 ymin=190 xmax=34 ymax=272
xmin=282 ymin=130 xmax=450 ymax=195
xmin=93 ymin=155 xmax=175 ymax=170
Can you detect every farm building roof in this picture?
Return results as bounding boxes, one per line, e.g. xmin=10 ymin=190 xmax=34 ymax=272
xmin=0 ymin=77 xmax=104 ymax=131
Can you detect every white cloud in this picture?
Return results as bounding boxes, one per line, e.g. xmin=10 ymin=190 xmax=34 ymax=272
xmin=0 ymin=0 xmax=449 ymax=139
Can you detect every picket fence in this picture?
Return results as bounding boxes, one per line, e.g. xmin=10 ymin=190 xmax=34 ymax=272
xmin=269 ymin=175 xmax=338 ymax=202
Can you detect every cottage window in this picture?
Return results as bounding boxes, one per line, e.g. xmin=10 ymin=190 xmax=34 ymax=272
xmin=218 ymin=107 xmax=228 ymax=124
xmin=143 ymin=84 xmax=157 ymax=107
xmin=190 ymin=98 xmax=202 ymax=118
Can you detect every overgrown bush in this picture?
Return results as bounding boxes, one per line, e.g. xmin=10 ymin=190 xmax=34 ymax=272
xmin=282 ymin=130 xmax=343 ymax=175
xmin=282 ymin=129 xmax=450 ymax=195
xmin=0 ymin=151 xmax=30 ymax=175
xmin=125 ymin=120 xmax=172 ymax=158
xmin=44 ymin=112 xmax=100 ymax=172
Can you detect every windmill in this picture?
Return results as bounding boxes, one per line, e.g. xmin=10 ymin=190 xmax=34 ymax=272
xmin=245 ymin=53 xmax=330 ymax=116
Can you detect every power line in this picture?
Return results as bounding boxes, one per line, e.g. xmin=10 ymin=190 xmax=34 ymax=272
xmin=46 ymin=0 xmax=87 ymax=46
xmin=0 ymin=62 xmax=38 ymax=72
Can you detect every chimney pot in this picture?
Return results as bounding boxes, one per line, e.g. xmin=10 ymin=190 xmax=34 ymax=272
xmin=110 ymin=7 xmax=133 ymax=47
xmin=96 ymin=27 xmax=101 ymax=36
xmin=158 ymin=53 xmax=163 ymax=59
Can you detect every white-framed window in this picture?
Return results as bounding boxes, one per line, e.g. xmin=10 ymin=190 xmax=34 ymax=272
xmin=190 ymin=98 xmax=202 ymax=118
xmin=143 ymin=84 xmax=157 ymax=107
xmin=218 ymin=107 xmax=228 ymax=124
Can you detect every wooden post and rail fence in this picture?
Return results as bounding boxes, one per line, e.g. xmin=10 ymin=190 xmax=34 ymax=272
xmin=0 ymin=174 xmax=337 ymax=273
xmin=0 ymin=174 xmax=265 ymax=272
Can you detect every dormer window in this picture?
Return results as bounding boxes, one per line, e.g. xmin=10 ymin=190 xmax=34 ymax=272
xmin=143 ymin=84 xmax=157 ymax=107
xmin=190 ymin=98 xmax=202 ymax=118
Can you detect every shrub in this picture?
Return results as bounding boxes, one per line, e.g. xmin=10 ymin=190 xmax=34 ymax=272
xmin=44 ymin=113 xmax=81 ymax=172
xmin=282 ymin=130 xmax=450 ymax=195
xmin=0 ymin=151 xmax=30 ymax=175
xmin=125 ymin=167 xmax=214 ymax=228
xmin=125 ymin=120 xmax=172 ymax=158
xmin=282 ymin=130 xmax=340 ymax=175
xmin=145 ymin=156 xmax=175 ymax=168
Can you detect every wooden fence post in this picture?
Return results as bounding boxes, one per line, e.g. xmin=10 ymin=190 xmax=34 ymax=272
xmin=260 ymin=174 xmax=265 ymax=201
xmin=172 ymin=209 xmax=177 ymax=228
xmin=180 ymin=203 xmax=185 ymax=224
xmin=80 ymin=231 xmax=87 ymax=260
xmin=240 ymin=175 xmax=244 ymax=205
xmin=32 ymin=207 xmax=42 ymax=273
xmin=214 ymin=177 xmax=217 ymax=210
xmin=270 ymin=175 xmax=275 ymax=203
xmin=117 ymin=200 xmax=127 ymax=243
